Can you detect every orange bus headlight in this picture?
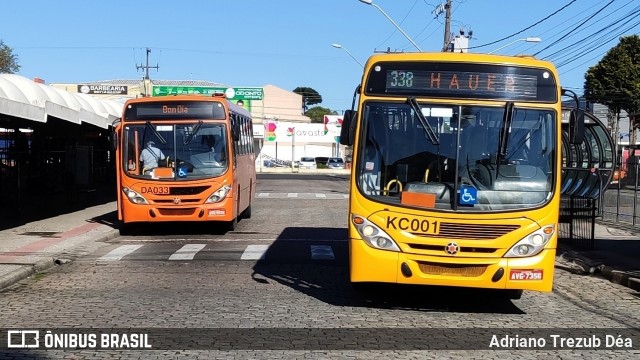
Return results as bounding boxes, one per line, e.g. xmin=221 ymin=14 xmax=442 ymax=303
xmin=505 ymin=225 xmax=555 ymax=258
xmin=206 ymin=185 xmax=232 ymax=203
xmin=351 ymin=214 xmax=400 ymax=252
xmin=122 ymin=187 xmax=149 ymax=205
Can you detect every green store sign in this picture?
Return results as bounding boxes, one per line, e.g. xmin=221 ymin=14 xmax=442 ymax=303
xmin=152 ymin=86 xmax=263 ymax=100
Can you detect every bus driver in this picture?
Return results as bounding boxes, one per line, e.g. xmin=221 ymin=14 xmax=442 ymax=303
xmin=140 ymin=140 xmax=165 ymax=174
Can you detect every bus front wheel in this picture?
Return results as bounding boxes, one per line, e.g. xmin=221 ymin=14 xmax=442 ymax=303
xmin=224 ymin=216 xmax=237 ymax=232
xmin=242 ymin=204 xmax=252 ymax=219
xmin=503 ymin=289 xmax=523 ymax=300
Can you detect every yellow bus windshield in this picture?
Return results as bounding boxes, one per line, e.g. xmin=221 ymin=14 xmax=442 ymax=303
xmin=355 ymin=101 xmax=556 ymax=211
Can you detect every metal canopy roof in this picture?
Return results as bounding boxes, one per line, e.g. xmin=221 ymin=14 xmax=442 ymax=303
xmin=0 ymin=74 xmax=123 ymax=129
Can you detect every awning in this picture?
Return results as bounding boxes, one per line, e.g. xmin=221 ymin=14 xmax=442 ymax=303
xmin=0 ymin=74 xmax=123 ymax=129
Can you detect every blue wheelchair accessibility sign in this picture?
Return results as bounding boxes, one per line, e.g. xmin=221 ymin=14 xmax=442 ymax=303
xmin=458 ymin=185 xmax=478 ymax=206
xmin=178 ymin=166 xmax=188 ymax=178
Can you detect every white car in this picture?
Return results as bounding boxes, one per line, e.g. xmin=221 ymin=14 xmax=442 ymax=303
xmin=298 ymin=157 xmax=317 ymax=169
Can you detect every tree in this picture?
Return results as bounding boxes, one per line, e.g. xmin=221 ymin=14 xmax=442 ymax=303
xmin=0 ymin=40 xmax=20 ymax=74
xmin=584 ymin=35 xmax=640 ymax=145
xmin=305 ymin=106 xmax=337 ymax=123
xmin=293 ymin=87 xmax=322 ymax=112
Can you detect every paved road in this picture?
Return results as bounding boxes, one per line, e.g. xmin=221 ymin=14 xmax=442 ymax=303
xmin=1 ymin=174 xmax=639 ymax=359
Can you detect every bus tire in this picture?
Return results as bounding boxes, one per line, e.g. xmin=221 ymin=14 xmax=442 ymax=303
xmin=119 ymin=222 xmax=136 ymax=236
xmin=242 ymin=204 xmax=252 ymax=219
xmin=225 ymin=217 xmax=237 ymax=232
xmin=350 ymin=282 xmax=374 ymax=295
xmin=503 ymin=289 xmax=523 ymax=300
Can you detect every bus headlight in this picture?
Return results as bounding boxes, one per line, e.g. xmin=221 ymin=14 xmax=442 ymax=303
xmin=505 ymin=225 xmax=555 ymax=258
xmin=206 ymin=185 xmax=231 ymax=203
xmin=122 ymin=187 xmax=148 ymax=205
xmin=352 ymin=214 xmax=401 ymax=252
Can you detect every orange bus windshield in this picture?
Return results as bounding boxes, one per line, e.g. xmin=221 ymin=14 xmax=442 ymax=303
xmin=123 ymin=121 xmax=229 ymax=180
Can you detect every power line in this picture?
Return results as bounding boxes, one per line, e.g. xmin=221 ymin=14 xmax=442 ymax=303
xmin=466 ymin=0 xmax=577 ymax=50
xmin=556 ymin=17 xmax=640 ymax=69
xmin=375 ymin=0 xmax=420 ymax=50
xmin=552 ymin=8 xmax=640 ymax=65
xmin=518 ymin=3 xmax=601 ymax=55
xmin=533 ymin=0 xmax=616 ymax=57
xmin=543 ymin=1 xmax=639 ymax=61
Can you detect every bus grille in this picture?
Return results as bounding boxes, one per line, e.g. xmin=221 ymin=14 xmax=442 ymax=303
xmin=157 ymin=208 xmax=196 ymax=216
xmin=412 ymin=223 xmax=520 ymax=240
xmin=417 ymin=262 xmax=487 ymax=277
xmin=154 ymin=199 xmax=201 ymax=204
xmin=407 ymin=244 xmax=497 ymax=254
xmin=170 ymin=186 xmax=211 ymax=195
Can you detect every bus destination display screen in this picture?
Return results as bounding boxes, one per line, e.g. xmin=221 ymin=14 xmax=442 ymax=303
xmin=366 ymin=62 xmax=557 ymax=102
xmin=124 ymin=101 xmax=226 ymax=120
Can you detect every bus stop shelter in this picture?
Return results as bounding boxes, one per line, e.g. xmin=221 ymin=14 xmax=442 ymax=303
xmin=0 ymin=74 xmax=123 ymax=223
xmin=559 ymin=109 xmax=615 ymax=249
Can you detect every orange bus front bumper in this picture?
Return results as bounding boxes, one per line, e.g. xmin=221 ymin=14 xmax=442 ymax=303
xmin=349 ymin=239 xmax=555 ymax=292
xmin=121 ymin=196 xmax=235 ymax=223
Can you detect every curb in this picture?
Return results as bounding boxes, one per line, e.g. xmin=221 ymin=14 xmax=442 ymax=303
xmin=600 ymin=265 xmax=640 ymax=292
xmin=556 ymin=247 xmax=640 ymax=291
xmin=0 ymin=227 xmax=120 ymax=292
xmin=0 ymin=257 xmax=55 ymax=291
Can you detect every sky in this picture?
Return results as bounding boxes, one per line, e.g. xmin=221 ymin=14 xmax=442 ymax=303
xmin=2 ymin=0 xmax=638 ymax=113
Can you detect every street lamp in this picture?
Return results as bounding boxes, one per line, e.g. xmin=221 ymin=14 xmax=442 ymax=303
xmin=358 ymin=0 xmax=422 ymax=52
xmin=487 ymin=37 xmax=542 ymax=54
xmin=331 ymin=43 xmax=363 ymax=67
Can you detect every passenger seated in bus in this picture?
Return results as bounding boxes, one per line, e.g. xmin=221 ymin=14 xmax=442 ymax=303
xmin=190 ymin=135 xmax=225 ymax=170
xmin=140 ymin=141 xmax=165 ymax=174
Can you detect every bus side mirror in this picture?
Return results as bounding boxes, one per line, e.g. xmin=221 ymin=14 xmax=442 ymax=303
xmin=569 ymin=109 xmax=584 ymax=144
xmin=340 ymin=110 xmax=357 ymax=146
xmin=232 ymin=124 xmax=240 ymax=141
xmin=112 ymin=131 xmax=118 ymax=151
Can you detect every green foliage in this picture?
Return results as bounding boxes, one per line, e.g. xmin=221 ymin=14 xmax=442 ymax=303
xmin=0 ymin=40 xmax=20 ymax=74
xmin=305 ymin=106 xmax=337 ymax=123
xmin=293 ymin=87 xmax=323 ymax=111
xmin=584 ymin=35 xmax=640 ymax=115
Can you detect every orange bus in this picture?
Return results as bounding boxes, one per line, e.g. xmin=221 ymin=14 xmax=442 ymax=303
xmin=113 ymin=94 xmax=256 ymax=231
xmin=340 ymin=52 xmax=585 ymax=298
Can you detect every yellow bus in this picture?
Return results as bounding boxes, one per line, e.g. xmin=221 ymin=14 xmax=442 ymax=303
xmin=113 ymin=94 xmax=256 ymax=231
xmin=340 ymin=52 xmax=584 ymax=298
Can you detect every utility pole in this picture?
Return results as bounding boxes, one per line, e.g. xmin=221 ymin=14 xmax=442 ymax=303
xmin=442 ymin=0 xmax=452 ymax=52
xmin=136 ymin=48 xmax=159 ymax=80
xmin=136 ymin=48 xmax=159 ymax=97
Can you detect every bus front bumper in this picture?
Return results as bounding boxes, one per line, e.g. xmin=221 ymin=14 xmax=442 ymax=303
xmin=121 ymin=198 xmax=235 ymax=223
xmin=349 ymin=239 xmax=555 ymax=292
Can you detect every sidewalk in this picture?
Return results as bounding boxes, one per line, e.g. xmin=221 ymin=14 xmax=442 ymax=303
xmin=0 ymin=201 xmax=120 ymax=291
xmin=0 ymin=200 xmax=638 ymax=292
xmin=556 ymin=222 xmax=640 ymax=291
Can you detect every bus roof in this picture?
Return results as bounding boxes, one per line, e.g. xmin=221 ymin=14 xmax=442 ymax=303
xmin=123 ymin=95 xmax=252 ymax=119
xmin=364 ymin=52 xmax=557 ymax=71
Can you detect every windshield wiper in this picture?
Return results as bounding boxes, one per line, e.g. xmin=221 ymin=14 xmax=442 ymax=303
xmin=183 ymin=120 xmax=203 ymax=145
xmin=146 ymin=121 xmax=167 ymax=145
xmin=407 ymin=97 xmax=439 ymax=145
xmin=496 ymin=101 xmax=514 ymax=167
